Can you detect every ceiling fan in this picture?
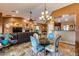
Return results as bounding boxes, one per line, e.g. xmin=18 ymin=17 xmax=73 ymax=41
xmin=29 ymin=10 xmax=36 ymax=22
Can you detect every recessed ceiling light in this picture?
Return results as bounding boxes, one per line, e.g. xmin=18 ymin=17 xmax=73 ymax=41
xmin=15 ymin=10 xmax=19 ymax=14
xmin=12 ymin=10 xmax=19 ymax=14
xmin=62 ymin=14 xmax=69 ymax=17
xmin=12 ymin=15 xmax=16 ymax=17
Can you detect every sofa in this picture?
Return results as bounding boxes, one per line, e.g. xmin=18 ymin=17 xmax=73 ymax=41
xmin=12 ymin=32 xmax=34 ymax=44
xmin=0 ymin=32 xmax=34 ymax=51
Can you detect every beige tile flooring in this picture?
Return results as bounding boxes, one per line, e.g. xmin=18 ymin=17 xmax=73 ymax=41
xmin=0 ymin=42 xmax=75 ymax=56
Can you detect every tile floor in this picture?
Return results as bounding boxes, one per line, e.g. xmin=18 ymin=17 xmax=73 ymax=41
xmin=0 ymin=42 xmax=75 ymax=56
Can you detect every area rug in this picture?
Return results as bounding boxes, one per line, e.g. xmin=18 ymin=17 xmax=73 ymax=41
xmin=24 ymin=47 xmax=64 ymax=56
xmin=0 ymin=42 xmax=64 ymax=56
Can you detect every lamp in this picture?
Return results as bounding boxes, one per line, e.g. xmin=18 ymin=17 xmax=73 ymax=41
xmin=5 ymin=24 xmax=10 ymax=28
xmin=39 ymin=4 xmax=53 ymax=23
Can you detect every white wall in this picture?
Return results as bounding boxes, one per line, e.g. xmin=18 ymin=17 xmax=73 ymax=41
xmin=53 ymin=31 xmax=75 ymax=45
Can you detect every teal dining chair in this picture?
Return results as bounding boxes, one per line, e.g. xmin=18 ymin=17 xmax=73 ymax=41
xmin=30 ymin=36 xmax=44 ymax=54
xmin=45 ymin=32 xmax=61 ymax=55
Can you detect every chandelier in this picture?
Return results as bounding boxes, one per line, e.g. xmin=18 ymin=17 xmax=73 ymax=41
xmin=39 ymin=4 xmax=53 ymax=23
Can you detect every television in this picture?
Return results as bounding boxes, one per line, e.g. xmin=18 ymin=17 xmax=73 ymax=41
xmin=12 ymin=27 xmax=22 ymax=33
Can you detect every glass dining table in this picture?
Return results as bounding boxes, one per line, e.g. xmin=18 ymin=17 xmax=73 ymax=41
xmin=39 ymin=34 xmax=50 ymax=47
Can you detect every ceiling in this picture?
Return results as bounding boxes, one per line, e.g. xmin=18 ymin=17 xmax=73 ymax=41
xmin=0 ymin=3 xmax=72 ymax=20
xmin=0 ymin=3 xmax=40 ymax=18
